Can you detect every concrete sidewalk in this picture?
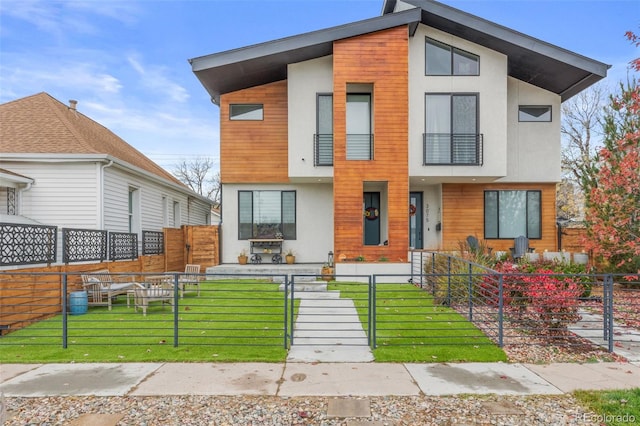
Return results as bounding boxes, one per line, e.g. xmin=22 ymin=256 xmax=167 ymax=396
xmin=2 ymin=361 xmax=639 ymax=398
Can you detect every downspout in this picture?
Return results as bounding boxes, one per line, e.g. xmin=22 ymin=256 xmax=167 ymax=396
xmin=99 ymin=160 xmax=114 ymax=228
xmin=17 ymin=181 xmax=33 ymax=214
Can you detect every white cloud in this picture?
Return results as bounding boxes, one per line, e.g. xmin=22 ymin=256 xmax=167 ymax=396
xmin=127 ymin=54 xmax=190 ymax=103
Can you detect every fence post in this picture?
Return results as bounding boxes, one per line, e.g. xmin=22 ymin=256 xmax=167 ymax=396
xmin=284 ymin=275 xmax=289 ymax=349
xmin=498 ymin=274 xmax=504 ymax=347
xmin=290 ymin=275 xmax=296 ymax=346
xmin=447 ymin=256 xmax=452 ymax=306
xmin=468 ymin=263 xmax=473 ymax=322
xmin=604 ymin=274 xmax=614 ymax=353
xmin=62 ymin=273 xmax=68 ymax=349
xmin=370 ymin=275 xmax=376 ymax=349
xmin=173 ymin=274 xmax=179 ymax=348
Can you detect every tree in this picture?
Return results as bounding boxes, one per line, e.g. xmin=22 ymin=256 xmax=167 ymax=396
xmin=173 ymin=157 xmax=221 ymax=205
xmin=584 ymin=76 xmax=640 ymax=273
xmin=560 ymin=84 xmax=607 ymax=198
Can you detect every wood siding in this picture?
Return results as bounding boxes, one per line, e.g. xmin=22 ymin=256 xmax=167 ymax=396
xmin=333 ymin=27 xmax=409 ymax=262
xmin=441 ymin=183 xmax=558 ymax=252
xmin=220 ymin=81 xmax=289 ymax=183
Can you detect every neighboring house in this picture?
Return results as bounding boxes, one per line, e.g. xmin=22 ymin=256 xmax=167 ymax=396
xmin=189 ymin=0 xmax=609 ymax=268
xmin=0 ymin=92 xmax=214 ymax=264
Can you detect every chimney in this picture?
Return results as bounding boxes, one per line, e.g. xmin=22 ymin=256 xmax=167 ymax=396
xmin=69 ymin=99 xmax=78 ymax=111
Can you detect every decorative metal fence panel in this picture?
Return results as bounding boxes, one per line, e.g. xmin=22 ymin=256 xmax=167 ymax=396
xmin=0 ymin=223 xmax=57 ymax=266
xmin=109 ymin=232 xmax=138 ymax=260
xmin=62 ymin=228 xmax=108 ymax=263
xmin=142 ymin=230 xmax=164 ymax=255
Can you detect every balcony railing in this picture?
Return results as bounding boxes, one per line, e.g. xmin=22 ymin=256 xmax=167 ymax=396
xmin=347 ymin=134 xmax=374 ymax=160
xmin=314 ymin=134 xmax=333 ymax=166
xmin=423 ymin=133 xmax=483 ymax=166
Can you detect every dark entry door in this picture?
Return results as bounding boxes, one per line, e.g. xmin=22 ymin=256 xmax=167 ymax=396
xmin=409 ymin=192 xmax=423 ymax=249
xmin=363 ymin=192 xmax=380 ymax=245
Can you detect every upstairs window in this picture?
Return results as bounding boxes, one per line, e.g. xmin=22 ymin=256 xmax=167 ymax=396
xmin=230 ymin=104 xmax=263 ymax=120
xmin=518 ymin=106 xmax=552 ymax=122
xmin=426 ymin=38 xmax=479 ymax=76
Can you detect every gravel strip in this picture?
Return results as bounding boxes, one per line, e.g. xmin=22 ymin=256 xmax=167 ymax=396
xmin=5 ymin=394 xmax=601 ymax=425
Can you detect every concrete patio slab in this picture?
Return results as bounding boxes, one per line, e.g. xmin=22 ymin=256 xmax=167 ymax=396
xmin=130 ymin=362 xmax=283 ymax=396
xmin=0 ymin=363 xmax=162 ymax=397
xmin=405 ymin=363 xmax=563 ymax=395
xmin=525 ymin=362 xmax=640 ymax=392
xmin=278 ymin=363 xmax=419 ymax=396
xmin=0 ymin=364 xmax=41 ymax=382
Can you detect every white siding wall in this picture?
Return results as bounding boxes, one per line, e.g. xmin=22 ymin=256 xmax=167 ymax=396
xmin=0 ymin=161 xmax=100 ymax=228
xmin=221 ymin=183 xmax=333 ymax=263
xmin=503 ymin=77 xmax=562 ymax=182
xmin=103 ymin=165 xmax=211 ymax=234
xmin=409 ymin=25 xmax=509 ymax=180
xmin=288 ymin=56 xmax=334 ymax=180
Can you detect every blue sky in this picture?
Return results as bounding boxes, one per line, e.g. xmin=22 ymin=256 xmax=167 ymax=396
xmin=1 ymin=0 xmax=638 ymax=174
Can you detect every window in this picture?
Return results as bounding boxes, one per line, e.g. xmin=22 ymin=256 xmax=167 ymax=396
xmin=173 ymin=201 xmax=181 ymax=228
xmin=426 ymin=38 xmax=479 ymax=76
xmin=484 ymin=190 xmax=541 ymax=239
xmin=128 ymin=187 xmax=140 ymax=233
xmin=518 ymin=106 xmax=551 ymax=122
xmin=425 ymin=93 xmax=479 ymax=164
xmin=346 ymin=93 xmax=372 ymax=160
xmin=238 ymin=191 xmax=296 ymax=239
xmin=315 ymin=94 xmax=334 ymax=166
xmin=230 ymin=104 xmax=263 ymax=120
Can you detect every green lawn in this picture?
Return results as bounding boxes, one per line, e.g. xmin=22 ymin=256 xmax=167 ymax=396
xmin=0 ymin=280 xmax=290 ymax=363
xmin=329 ymin=282 xmax=508 ymax=362
xmin=574 ymin=388 xmax=640 ymax=425
xmin=1 ymin=280 xmax=506 ymax=364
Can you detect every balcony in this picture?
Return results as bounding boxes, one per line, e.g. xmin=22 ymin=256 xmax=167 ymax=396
xmin=314 ymin=134 xmax=333 ymax=166
xmin=423 ymin=133 xmax=483 ymax=166
xmin=346 ymin=134 xmax=374 ymax=161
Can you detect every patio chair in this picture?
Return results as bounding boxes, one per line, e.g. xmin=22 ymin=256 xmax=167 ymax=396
xmin=466 ymin=235 xmax=492 ymax=255
xmin=510 ymin=235 xmax=535 ymax=260
xmin=81 ymin=269 xmax=139 ymax=310
xmin=176 ymin=264 xmax=202 ymax=298
xmin=133 ymin=279 xmax=174 ymax=316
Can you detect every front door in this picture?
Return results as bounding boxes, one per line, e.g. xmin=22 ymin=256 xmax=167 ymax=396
xmin=409 ymin=192 xmax=423 ymax=249
xmin=363 ymin=192 xmax=380 ymax=245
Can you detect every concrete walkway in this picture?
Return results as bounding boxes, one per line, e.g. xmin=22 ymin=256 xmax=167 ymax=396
xmin=569 ymin=309 xmax=640 ymax=362
xmin=287 ymin=286 xmax=374 ymax=363
xmin=2 ymin=361 xmax=639 ymax=398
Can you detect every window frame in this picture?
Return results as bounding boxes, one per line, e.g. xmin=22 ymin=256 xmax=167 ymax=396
xmin=484 ymin=190 xmax=542 ymax=239
xmin=425 ymin=37 xmax=479 ymax=76
xmin=229 ymin=104 xmax=264 ymax=121
xmin=518 ymin=105 xmax=552 ymax=122
xmin=238 ymin=190 xmax=297 ymax=240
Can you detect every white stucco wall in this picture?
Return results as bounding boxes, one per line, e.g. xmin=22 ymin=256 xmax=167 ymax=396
xmin=409 ymin=25 xmax=509 ymax=179
xmin=503 ymin=77 xmax=562 ymax=182
xmin=221 ymin=183 xmax=333 ymax=263
xmin=288 ymin=56 xmax=334 ymax=180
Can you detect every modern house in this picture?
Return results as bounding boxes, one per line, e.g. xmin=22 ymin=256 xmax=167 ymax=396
xmin=0 ymin=92 xmax=214 ymax=265
xmin=189 ymin=0 xmax=609 ymax=272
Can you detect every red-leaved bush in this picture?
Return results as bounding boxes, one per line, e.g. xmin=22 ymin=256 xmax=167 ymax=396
xmin=522 ymin=269 xmax=582 ymax=332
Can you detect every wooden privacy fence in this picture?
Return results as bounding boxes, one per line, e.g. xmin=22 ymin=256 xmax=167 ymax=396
xmin=0 ymin=225 xmax=219 ymax=334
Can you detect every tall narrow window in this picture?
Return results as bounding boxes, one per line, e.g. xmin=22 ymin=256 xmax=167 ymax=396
xmin=315 ymin=94 xmax=333 ymax=166
xmin=173 ymin=201 xmax=181 ymax=228
xmin=128 ymin=187 xmax=140 ymax=234
xmin=425 ymin=93 xmax=479 ymax=164
xmin=346 ymin=93 xmax=372 ymax=160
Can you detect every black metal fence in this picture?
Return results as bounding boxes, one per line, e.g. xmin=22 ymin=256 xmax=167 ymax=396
xmin=1 ymin=222 xmax=165 ymax=266
xmin=0 ymin=268 xmax=637 ymax=360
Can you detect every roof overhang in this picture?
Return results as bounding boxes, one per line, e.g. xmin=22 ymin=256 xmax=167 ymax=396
xmin=192 ymin=0 xmax=609 ymax=104
xmin=189 ymin=8 xmax=421 ymax=104
xmin=385 ymin=0 xmax=610 ymax=101
xmin=0 ymin=168 xmax=34 ymax=188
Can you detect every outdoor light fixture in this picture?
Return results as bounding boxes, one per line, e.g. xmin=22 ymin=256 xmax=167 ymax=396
xmin=327 ymin=251 xmax=334 ymax=267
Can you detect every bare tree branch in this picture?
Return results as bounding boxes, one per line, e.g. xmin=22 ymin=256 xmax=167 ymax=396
xmin=172 ymin=157 xmax=220 ymax=205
